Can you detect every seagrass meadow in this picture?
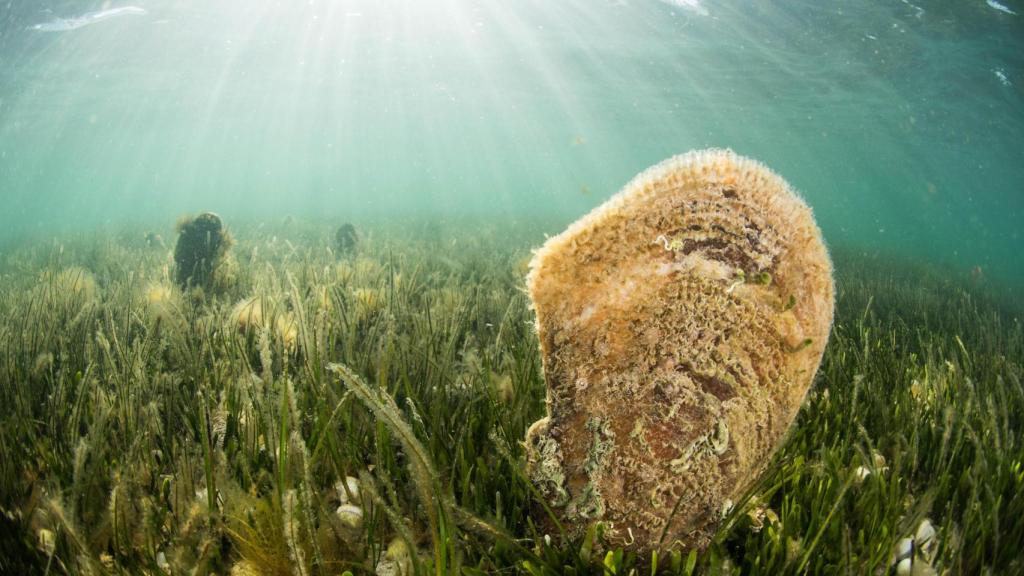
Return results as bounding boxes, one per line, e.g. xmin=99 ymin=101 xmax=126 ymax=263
xmin=2 ymin=0 xmax=1023 ymax=573
xmin=0 ymin=220 xmax=1020 ymax=575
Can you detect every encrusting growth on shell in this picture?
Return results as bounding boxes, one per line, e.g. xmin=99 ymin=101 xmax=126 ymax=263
xmin=524 ymin=149 xmax=834 ymax=552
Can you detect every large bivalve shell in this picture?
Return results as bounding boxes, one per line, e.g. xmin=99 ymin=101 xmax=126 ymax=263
xmin=525 ymin=149 xmax=834 ymax=552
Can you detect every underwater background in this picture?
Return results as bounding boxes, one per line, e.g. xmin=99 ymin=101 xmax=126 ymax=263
xmin=0 ymin=0 xmax=1022 ymax=284
xmin=2 ymin=2 xmax=1024 ymax=575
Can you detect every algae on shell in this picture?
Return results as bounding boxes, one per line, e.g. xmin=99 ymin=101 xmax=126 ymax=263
xmin=524 ymin=148 xmax=835 ymax=552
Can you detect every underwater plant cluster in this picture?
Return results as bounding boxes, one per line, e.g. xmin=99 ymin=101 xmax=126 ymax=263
xmin=0 ymin=219 xmax=1021 ymax=575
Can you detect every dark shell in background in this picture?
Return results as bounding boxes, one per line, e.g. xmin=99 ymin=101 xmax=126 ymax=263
xmin=335 ymin=223 xmax=359 ymax=256
xmin=174 ymin=212 xmax=227 ymax=291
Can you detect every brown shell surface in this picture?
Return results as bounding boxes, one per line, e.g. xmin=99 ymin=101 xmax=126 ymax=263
xmin=524 ymin=149 xmax=834 ymax=552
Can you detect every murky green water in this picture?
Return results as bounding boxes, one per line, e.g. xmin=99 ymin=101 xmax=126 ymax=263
xmin=1 ymin=0 xmax=1021 ymax=282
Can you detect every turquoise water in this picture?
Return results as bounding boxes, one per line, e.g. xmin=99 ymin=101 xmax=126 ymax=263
xmin=1 ymin=0 xmax=1021 ymax=282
